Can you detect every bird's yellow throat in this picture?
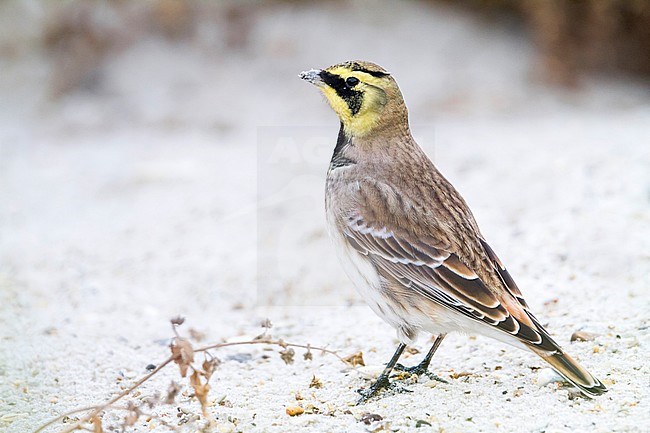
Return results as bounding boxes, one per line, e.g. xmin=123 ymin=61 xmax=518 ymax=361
xmin=318 ymin=66 xmax=389 ymax=137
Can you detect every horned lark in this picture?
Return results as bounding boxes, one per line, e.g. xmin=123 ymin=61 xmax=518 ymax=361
xmin=300 ymin=60 xmax=606 ymax=402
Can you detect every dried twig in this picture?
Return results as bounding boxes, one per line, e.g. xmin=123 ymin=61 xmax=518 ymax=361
xmin=195 ymin=339 xmax=347 ymax=364
xmin=34 ymin=358 xmax=174 ymax=433
xmin=33 ymin=323 xmax=355 ymax=433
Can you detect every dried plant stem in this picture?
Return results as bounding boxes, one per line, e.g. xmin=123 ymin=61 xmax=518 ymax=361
xmin=195 ymin=338 xmax=347 ymax=363
xmin=96 ymin=406 xmax=182 ymax=432
xmin=34 ymin=338 xmax=351 ymax=433
xmin=34 ymin=358 xmax=174 ymax=433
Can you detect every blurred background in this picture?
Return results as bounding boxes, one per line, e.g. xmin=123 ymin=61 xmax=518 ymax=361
xmin=1 ymin=0 xmax=648 ymax=309
xmin=1 ymin=1 xmax=649 ymax=431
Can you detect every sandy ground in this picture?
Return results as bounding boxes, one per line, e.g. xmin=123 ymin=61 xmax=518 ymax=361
xmin=1 ymin=2 xmax=649 ymax=432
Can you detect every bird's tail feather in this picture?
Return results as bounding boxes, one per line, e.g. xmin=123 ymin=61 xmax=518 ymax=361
xmin=534 ymin=349 xmax=607 ymax=397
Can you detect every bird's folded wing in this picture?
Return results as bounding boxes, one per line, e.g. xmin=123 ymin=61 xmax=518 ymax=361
xmin=343 ymin=213 xmax=559 ymax=352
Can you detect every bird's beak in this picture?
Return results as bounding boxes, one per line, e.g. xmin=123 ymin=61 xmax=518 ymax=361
xmin=299 ymin=69 xmax=324 ymax=86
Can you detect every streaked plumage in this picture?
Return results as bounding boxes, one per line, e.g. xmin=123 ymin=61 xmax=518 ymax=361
xmin=300 ymin=61 xmax=606 ymax=400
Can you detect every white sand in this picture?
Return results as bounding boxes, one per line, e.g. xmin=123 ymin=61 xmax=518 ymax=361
xmin=1 ymin=2 xmax=649 ymax=433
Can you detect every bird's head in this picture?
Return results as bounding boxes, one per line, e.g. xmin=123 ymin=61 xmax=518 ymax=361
xmin=300 ymin=61 xmax=408 ymax=137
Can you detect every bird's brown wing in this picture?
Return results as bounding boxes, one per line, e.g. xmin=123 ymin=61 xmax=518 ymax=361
xmin=343 ymin=211 xmax=560 ymax=353
xmin=480 ymin=239 xmax=529 ymax=309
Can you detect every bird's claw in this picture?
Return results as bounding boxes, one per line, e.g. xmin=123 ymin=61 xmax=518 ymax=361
xmin=356 ymin=375 xmax=412 ymax=404
xmin=394 ymin=363 xmax=449 ymax=383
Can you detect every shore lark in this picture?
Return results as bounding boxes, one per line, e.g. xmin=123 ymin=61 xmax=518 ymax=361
xmin=300 ymin=60 xmax=606 ymax=402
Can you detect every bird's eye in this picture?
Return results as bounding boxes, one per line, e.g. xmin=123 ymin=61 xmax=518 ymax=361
xmin=346 ymin=77 xmax=360 ymax=87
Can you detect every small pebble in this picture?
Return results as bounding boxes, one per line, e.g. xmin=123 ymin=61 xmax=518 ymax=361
xmin=537 ymin=368 xmax=564 ymax=387
xmin=570 ymin=331 xmax=599 ymax=342
xmin=359 ymin=413 xmax=383 ymax=425
xmin=215 ymin=422 xmax=235 ymax=433
xmin=286 ymin=406 xmax=304 ymax=416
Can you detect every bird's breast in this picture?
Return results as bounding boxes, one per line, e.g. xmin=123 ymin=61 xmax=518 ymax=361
xmin=325 ymin=176 xmax=421 ymax=341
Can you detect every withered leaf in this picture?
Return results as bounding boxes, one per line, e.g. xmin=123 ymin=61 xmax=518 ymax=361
xmin=170 ymin=316 xmax=186 ymax=326
xmin=91 ymin=416 xmax=103 ymax=433
xmin=303 ymin=344 xmax=313 ymax=361
xmin=309 ymin=375 xmax=323 ymax=389
xmin=343 ymin=352 xmax=365 ymax=367
xmin=190 ymin=370 xmax=211 ymax=413
xmin=279 ymin=348 xmax=295 ymax=365
xmin=171 ymin=338 xmax=194 ymax=377
xmin=202 ymin=357 xmax=220 ymax=381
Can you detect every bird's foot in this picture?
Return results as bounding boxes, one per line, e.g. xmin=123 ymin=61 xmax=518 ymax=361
xmin=356 ymin=375 xmax=412 ymax=404
xmin=394 ymin=363 xmax=449 ymax=383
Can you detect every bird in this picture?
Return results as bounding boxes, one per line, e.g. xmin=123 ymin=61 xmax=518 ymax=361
xmin=299 ymin=60 xmax=607 ymax=403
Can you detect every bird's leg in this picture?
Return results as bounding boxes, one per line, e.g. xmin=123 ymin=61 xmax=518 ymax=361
xmin=356 ymin=342 xmax=411 ymax=404
xmin=395 ymin=334 xmax=448 ymax=382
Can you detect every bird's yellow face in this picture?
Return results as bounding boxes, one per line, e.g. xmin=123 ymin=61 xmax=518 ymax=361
xmin=300 ymin=61 xmax=397 ymax=137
